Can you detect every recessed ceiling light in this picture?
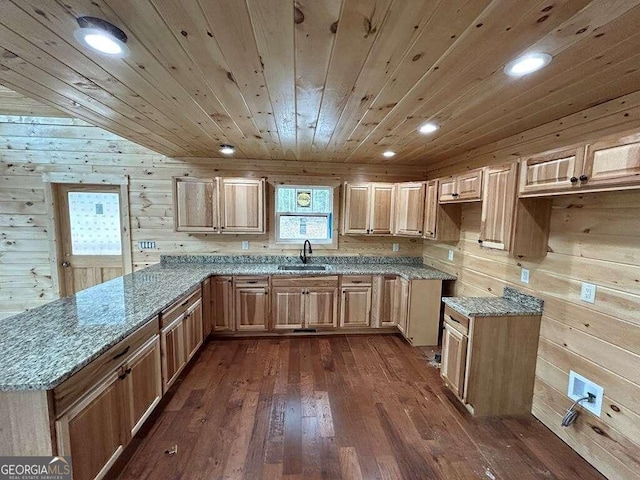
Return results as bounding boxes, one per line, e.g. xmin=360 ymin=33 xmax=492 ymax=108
xmin=382 ymin=151 xmax=396 ymax=158
xmin=504 ymin=53 xmax=552 ymax=77
xmin=418 ymin=122 xmax=439 ymax=134
xmin=74 ymin=17 xmax=128 ymax=56
xmin=219 ymin=144 xmax=235 ymax=155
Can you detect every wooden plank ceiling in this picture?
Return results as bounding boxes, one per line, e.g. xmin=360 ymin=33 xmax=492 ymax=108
xmin=0 ymin=0 xmax=639 ymax=165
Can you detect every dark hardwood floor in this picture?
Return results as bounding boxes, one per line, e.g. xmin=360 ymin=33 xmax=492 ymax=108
xmin=115 ymin=335 xmax=605 ymax=480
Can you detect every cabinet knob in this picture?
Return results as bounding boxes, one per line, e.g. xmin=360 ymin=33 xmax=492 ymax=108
xmin=570 ymin=177 xmax=578 ymax=183
xmin=478 ymin=239 xmax=483 ymax=244
xmin=427 ymin=231 xmax=434 ymax=235
xmin=579 ymin=175 xmax=588 ymax=182
xmin=418 ymin=231 xmax=422 ymax=234
xmin=452 ymin=193 xmax=459 ymax=197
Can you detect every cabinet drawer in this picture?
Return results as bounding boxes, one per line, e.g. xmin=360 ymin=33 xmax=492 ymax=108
xmin=54 ymin=317 xmax=159 ymax=416
xmin=161 ymin=288 xmax=201 ymax=328
xmin=234 ymin=276 xmax=269 ymax=287
xmin=341 ymin=275 xmax=373 ymax=286
xmin=444 ymin=306 xmax=470 ymax=335
xmin=272 ymin=276 xmax=339 ymax=288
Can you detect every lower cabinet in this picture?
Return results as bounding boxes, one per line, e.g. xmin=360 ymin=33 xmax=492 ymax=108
xmin=55 ymin=334 xmax=162 ymax=480
xmin=184 ymin=299 xmax=204 ymax=361
xmin=396 ymin=278 xmax=443 ymax=346
xmin=161 ymin=314 xmax=187 ymax=391
xmin=212 ymin=276 xmax=235 ymax=331
xmin=371 ymin=275 xmax=398 ymax=327
xmin=235 ymin=277 xmax=269 ymax=331
xmin=440 ymin=305 xmax=542 ymax=416
xmin=340 ymin=276 xmax=372 ymax=327
xmin=202 ymin=277 xmax=213 ymax=337
xmin=271 ymin=276 xmax=339 ymax=329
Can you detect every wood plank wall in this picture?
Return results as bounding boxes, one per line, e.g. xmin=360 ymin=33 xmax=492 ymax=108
xmin=423 ymin=195 xmax=640 ymax=479
xmin=0 ymin=111 xmax=426 ymax=320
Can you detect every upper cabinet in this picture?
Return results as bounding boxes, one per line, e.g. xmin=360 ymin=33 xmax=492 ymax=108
xmin=519 ymin=133 xmax=640 ymax=196
xmin=173 ymin=176 xmax=265 ymax=234
xmin=479 ymin=162 xmax=517 ymax=251
xmin=173 ymin=177 xmax=219 ymax=232
xmin=439 ymin=169 xmax=483 ymax=203
xmin=423 ymin=180 xmax=461 ymax=242
xmin=394 ymin=182 xmax=425 ymax=237
xmin=343 ymin=182 xmax=395 ymax=235
xmin=219 ymin=178 xmax=265 ymax=233
xmin=422 ymin=180 xmax=438 ymax=240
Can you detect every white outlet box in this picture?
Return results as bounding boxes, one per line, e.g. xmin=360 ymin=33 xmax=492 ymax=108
xmin=392 ymin=243 xmax=399 ymax=252
xmin=448 ymin=250 xmax=454 ymax=261
xmin=581 ymin=282 xmax=597 ymax=303
xmin=568 ymin=370 xmax=604 ymax=417
xmin=521 ymin=268 xmax=530 ymax=284
xmin=242 ymin=240 xmax=249 ymax=250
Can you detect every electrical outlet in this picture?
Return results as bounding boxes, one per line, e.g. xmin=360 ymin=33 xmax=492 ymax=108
xmin=392 ymin=243 xmax=399 ymax=252
xmin=242 ymin=240 xmax=249 ymax=250
xmin=581 ymin=282 xmax=597 ymax=303
xmin=568 ymin=370 xmax=604 ymax=417
xmin=521 ymin=268 xmax=530 ymax=284
xmin=138 ymin=240 xmax=156 ymax=249
xmin=448 ymin=250 xmax=454 ymax=261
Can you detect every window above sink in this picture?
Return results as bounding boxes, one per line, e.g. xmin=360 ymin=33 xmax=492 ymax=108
xmin=275 ymin=185 xmax=336 ymax=246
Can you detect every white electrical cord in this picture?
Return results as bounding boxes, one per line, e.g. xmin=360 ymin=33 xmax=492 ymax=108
xmin=561 ymin=394 xmax=595 ymax=427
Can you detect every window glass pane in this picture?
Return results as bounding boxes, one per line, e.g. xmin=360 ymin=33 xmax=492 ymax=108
xmin=279 ymin=215 xmax=330 ymax=241
xmin=276 ymin=186 xmax=333 ymax=213
xmin=276 ymin=187 xmax=296 ymax=212
xmin=68 ymin=192 xmax=122 ymax=255
xmin=311 ymin=188 xmax=331 ymax=213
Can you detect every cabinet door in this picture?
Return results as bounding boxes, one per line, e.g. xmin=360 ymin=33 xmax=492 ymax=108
xmin=394 ymin=182 xmax=425 ymax=236
xmin=396 ymin=278 xmax=409 ymax=334
xmin=235 ymin=287 xmax=269 ymax=331
xmin=306 ymin=287 xmax=338 ymax=328
xmin=441 ymin=323 xmax=468 ymax=399
xmin=480 ymin=162 xmax=517 ymax=251
xmin=202 ymin=278 xmax=212 ymax=337
xmin=161 ymin=315 xmax=186 ymax=391
xmin=340 ymin=286 xmax=371 ymax=327
xmin=173 ymin=177 xmax=218 ymax=232
xmin=56 ymin=370 xmax=126 ymax=480
xmin=272 ymin=287 xmax=304 ymax=329
xmin=123 ymin=336 xmax=162 ymax=437
xmin=369 ymin=183 xmax=395 ymax=235
xmin=519 ymin=147 xmax=584 ymax=195
xmin=213 ymin=276 xmax=235 ymax=331
xmin=456 ymin=169 xmax=483 ymax=201
xmin=423 ymin=180 xmax=438 ymax=239
xmin=583 ymin=135 xmax=640 ymax=189
xmin=219 ymin=178 xmax=265 ymax=233
xmin=184 ymin=300 xmax=204 ymax=361
xmin=343 ymin=183 xmax=371 ymax=234
xmin=438 ymin=177 xmax=457 ymax=203
xmin=380 ymin=276 xmax=397 ymax=326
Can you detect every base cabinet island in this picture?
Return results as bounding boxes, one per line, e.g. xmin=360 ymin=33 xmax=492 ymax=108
xmin=0 ymin=255 xmax=454 ymax=480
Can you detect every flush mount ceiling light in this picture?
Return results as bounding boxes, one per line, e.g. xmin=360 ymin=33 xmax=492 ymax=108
xmin=382 ymin=150 xmax=396 ymax=158
xmin=504 ymin=52 xmax=552 ymax=77
xmin=418 ymin=122 xmax=439 ymax=135
xmin=74 ymin=16 xmax=129 ymax=56
xmin=219 ymin=144 xmax=236 ymax=155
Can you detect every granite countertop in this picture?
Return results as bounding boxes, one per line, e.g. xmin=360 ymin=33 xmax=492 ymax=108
xmin=0 ymin=256 xmax=455 ymax=391
xmin=442 ymin=287 xmax=544 ymax=317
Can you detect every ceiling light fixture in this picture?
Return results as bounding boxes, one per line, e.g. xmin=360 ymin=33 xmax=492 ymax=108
xmin=74 ymin=16 xmax=129 ymax=56
xmin=504 ymin=52 xmax=552 ymax=77
xmin=382 ymin=151 xmax=396 ymax=158
xmin=219 ymin=144 xmax=235 ymax=155
xmin=418 ymin=122 xmax=439 ymax=135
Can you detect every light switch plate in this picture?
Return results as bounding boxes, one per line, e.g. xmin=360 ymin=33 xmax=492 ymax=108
xmin=521 ymin=268 xmax=530 ymax=284
xmin=581 ymin=282 xmax=596 ymax=303
xmin=392 ymin=243 xmax=399 ymax=252
xmin=448 ymin=250 xmax=454 ymax=261
xmin=242 ymin=240 xmax=249 ymax=250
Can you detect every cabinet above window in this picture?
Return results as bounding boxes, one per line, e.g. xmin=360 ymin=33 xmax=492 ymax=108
xmin=172 ymin=177 xmax=265 ymax=234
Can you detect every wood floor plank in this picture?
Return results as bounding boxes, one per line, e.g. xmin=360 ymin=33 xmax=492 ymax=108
xmin=115 ymin=334 xmax=606 ymax=480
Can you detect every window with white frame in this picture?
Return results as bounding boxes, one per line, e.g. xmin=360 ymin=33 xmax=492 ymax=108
xmin=275 ymin=185 xmax=334 ymax=244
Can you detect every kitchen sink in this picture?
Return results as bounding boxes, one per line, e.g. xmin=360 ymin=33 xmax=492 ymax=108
xmin=277 ymin=264 xmax=329 ymax=271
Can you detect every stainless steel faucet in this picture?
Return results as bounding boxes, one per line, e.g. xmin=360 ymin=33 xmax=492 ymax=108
xmin=300 ymin=240 xmax=313 ymax=264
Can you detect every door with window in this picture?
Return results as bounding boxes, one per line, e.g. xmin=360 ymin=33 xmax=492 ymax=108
xmin=56 ymin=184 xmax=127 ymax=296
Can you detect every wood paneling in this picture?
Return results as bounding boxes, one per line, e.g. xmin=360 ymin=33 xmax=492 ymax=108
xmin=0 ymin=112 xmax=422 ymax=320
xmin=0 ymin=2 xmax=639 ymax=163
xmin=422 ymin=190 xmax=640 ymax=480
